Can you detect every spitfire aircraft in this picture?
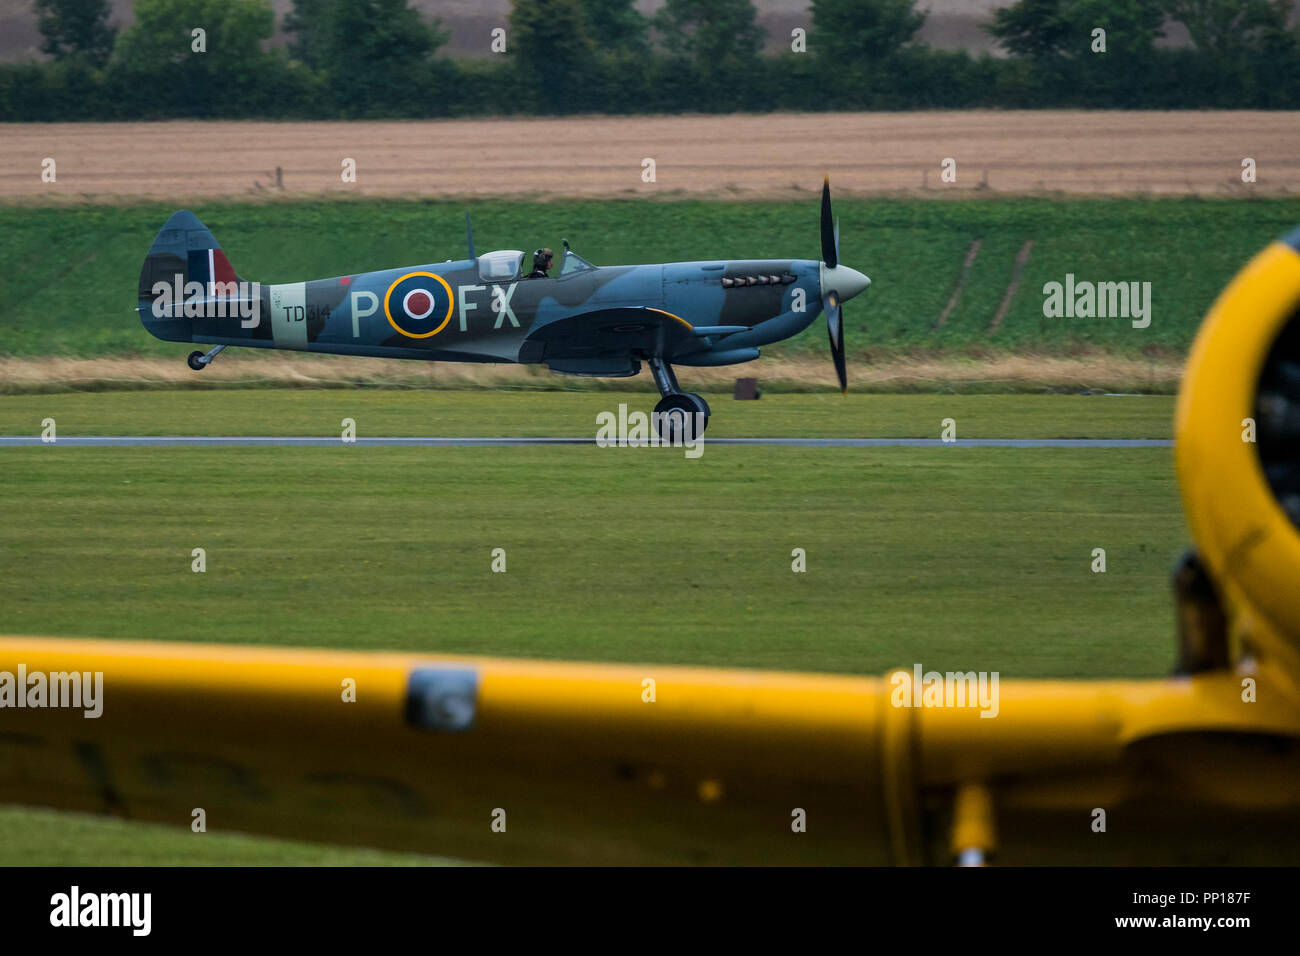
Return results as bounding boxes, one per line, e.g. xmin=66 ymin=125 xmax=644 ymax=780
xmin=138 ymin=180 xmax=870 ymax=437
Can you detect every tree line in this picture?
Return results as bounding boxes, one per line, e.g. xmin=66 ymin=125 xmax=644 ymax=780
xmin=3 ymin=0 xmax=1298 ymax=120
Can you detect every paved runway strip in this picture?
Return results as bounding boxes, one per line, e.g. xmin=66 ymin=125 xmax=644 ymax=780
xmin=0 ymin=436 xmax=1173 ymax=448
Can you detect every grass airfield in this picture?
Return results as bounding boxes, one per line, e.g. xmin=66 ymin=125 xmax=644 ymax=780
xmin=0 ymin=389 xmax=1185 ymax=864
xmin=0 ymin=388 xmax=1174 ymax=439
xmin=0 ymin=806 xmax=453 ymax=866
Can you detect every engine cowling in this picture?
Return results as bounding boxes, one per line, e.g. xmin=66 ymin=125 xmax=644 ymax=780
xmin=1175 ymin=227 xmax=1300 ymax=699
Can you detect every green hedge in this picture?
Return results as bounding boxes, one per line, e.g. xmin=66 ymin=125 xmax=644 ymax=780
xmin=3 ymin=44 xmax=1300 ymax=120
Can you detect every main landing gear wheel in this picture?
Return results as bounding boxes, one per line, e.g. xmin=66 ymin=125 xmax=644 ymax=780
xmin=653 ymin=392 xmax=710 ymax=443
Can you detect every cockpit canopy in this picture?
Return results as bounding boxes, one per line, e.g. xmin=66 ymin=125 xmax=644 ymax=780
xmin=478 ymin=249 xmax=524 ymax=282
xmin=476 ymin=247 xmax=596 ymax=281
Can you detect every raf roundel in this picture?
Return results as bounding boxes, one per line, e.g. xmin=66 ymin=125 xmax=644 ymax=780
xmin=384 ymin=271 xmax=454 ymax=338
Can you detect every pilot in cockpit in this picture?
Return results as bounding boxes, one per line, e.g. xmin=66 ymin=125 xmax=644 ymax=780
xmin=526 ymin=247 xmax=553 ymax=279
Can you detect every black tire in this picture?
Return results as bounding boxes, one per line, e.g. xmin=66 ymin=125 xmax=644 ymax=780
xmin=187 ymin=351 xmax=207 ymax=371
xmin=683 ymin=392 xmax=712 ymax=419
xmin=653 ymin=393 xmax=709 ymax=443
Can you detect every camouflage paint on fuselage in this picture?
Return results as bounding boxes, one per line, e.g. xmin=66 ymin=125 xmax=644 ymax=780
xmin=138 ymin=211 xmax=825 ymax=374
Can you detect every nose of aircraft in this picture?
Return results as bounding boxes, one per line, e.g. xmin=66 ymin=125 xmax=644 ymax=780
xmin=821 ymin=263 xmax=871 ymax=302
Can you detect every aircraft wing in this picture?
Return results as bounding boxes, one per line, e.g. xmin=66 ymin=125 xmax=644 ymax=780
xmin=518 ymin=306 xmax=702 ymax=364
xmin=2 ymin=636 xmax=1299 ymax=865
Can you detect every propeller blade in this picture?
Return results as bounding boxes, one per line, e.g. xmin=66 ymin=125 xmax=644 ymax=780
xmin=820 ymin=177 xmax=837 ymax=269
xmin=826 ymin=293 xmax=847 ymax=394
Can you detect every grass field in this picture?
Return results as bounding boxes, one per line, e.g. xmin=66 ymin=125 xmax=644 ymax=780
xmin=0 ymin=443 xmax=1182 ymax=676
xmin=2 ymin=196 xmax=1297 ymax=369
xmin=0 ymin=390 xmax=1175 ymax=438
xmin=0 ymin=392 xmax=1187 ymax=865
xmin=0 ymin=807 xmax=453 ymax=866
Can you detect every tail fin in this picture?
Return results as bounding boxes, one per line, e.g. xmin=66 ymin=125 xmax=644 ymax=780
xmin=138 ymin=210 xmax=248 ymax=342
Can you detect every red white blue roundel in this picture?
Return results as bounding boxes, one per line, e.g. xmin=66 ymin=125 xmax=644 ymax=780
xmin=384 ymin=271 xmax=454 ymax=338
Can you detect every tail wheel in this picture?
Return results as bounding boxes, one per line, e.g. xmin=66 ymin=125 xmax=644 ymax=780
xmin=186 ymin=351 xmax=207 ymax=371
xmin=653 ymin=393 xmax=709 ymax=443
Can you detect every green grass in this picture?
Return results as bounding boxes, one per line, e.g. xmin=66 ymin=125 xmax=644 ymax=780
xmin=0 ymin=390 xmax=1176 ymax=438
xmin=0 ymin=807 xmax=454 ymax=866
xmin=0 ymin=449 xmax=1182 ymax=678
xmin=2 ymin=196 xmax=1297 ymax=359
xmin=0 ymin=391 xmax=1186 ymax=863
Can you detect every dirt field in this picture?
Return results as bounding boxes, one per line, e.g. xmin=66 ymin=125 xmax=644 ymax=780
xmin=2 ymin=111 xmax=1297 ymax=201
xmin=0 ymin=352 xmax=1183 ymax=396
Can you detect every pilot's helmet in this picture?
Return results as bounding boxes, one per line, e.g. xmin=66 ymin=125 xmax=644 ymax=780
xmin=534 ymin=248 xmax=553 ymax=270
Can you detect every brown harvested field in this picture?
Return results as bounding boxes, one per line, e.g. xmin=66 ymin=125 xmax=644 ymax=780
xmin=2 ymin=111 xmax=1298 ymax=201
xmin=0 ymin=352 xmax=1183 ymax=396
